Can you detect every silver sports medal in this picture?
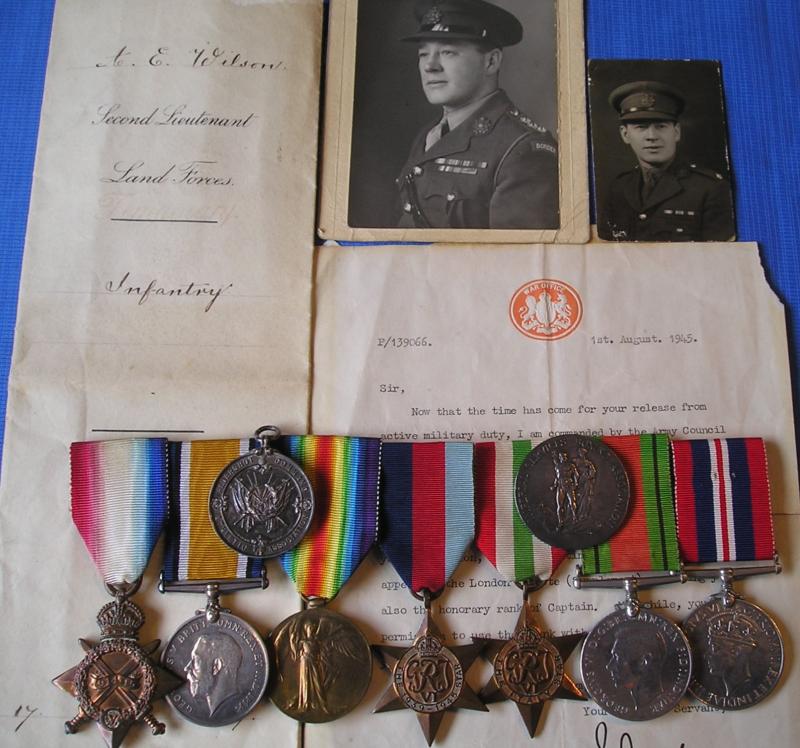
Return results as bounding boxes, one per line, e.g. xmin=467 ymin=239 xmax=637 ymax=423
xmin=210 ymin=425 xmax=314 ymax=558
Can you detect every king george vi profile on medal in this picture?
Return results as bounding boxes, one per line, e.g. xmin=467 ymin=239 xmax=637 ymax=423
xmin=600 ymin=80 xmax=735 ymax=242
xmin=397 ymin=0 xmax=559 ymax=229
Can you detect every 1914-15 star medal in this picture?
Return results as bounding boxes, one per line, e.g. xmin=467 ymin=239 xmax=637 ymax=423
xmin=480 ymin=600 xmax=585 ymax=738
xmin=374 ymin=609 xmax=487 ymax=745
xmin=53 ymin=597 xmax=182 ymax=748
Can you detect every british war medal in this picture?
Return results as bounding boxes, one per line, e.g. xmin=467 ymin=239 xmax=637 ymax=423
xmin=474 ymin=441 xmax=586 ymax=738
xmin=272 ymin=435 xmax=381 ymax=723
xmin=54 ymin=438 xmax=181 ymax=747
xmin=160 ymin=436 xmax=270 ymax=727
xmin=578 ymin=434 xmax=692 ymax=721
xmin=673 ymin=437 xmax=784 ymax=710
xmin=374 ymin=442 xmax=487 ymax=745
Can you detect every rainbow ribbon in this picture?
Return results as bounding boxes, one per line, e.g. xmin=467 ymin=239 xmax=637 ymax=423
xmin=672 ymin=437 xmax=774 ymax=563
xmin=380 ymin=442 xmax=474 ymax=595
xmin=70 ymin=438 xmax=168 ymax=585
xmin=475 ymin=441 xmax=568 ymax=582
xmin=162 ymin=439 xmax=264 ymax=584
xmin=278 ymin=435 xmax=381 ymax=600
xmin=581 ymin=434 xmax=680 ymax=575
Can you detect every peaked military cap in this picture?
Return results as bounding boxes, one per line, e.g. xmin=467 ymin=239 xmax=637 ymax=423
xmin=609 ymin=80 xmax=685 ymax=122
xmin=402 ymin=0 xmax=523 ymax=48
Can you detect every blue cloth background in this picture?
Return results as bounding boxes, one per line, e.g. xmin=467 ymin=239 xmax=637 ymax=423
xmin=1 ymin=1 xmax=799 ymax=460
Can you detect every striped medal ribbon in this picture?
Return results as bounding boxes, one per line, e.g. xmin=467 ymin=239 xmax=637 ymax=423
xmin=162 ymin=438 xmax=264 ymax=585
xmin=70 ymin=437 xmax=169 ymax=585
xmin=277 ymin=434 xmax=382 ymax=599
xmin=475 ymin=440 xmax=568 ymax=582
xmin=671 ymin=437 xmax=774 ymax=563
xmin=380 ymin=441 xmax=475 ymax=594
xmin=581 ymin=434 xmax=680 ymax=575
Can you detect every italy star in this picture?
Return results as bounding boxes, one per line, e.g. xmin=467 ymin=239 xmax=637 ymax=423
xmin=374 ymin=609 xmax=488 ymax=745
xmin=480 ymin=601 xmax=586 ymax=738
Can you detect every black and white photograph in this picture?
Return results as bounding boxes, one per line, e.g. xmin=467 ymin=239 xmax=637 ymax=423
xmin=589 ymin=59 xmax=735 ymax=242
xmin=318 ymin=0 xmax=589 ymax=243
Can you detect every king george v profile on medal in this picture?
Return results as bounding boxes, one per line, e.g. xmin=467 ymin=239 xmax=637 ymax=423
xmin=397 ymin=0 xmax=559 ymax=229
xmin=600 ymin=80 xmax=735 ymax=242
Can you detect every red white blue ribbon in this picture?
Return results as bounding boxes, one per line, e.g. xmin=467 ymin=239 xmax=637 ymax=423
xmin=70 ymin=438 xmax=169 ymax=585
xmin=672 ymin=437 xmax=775 ymax=563
xmin=380 ymin=442 xmax=474 ymax=595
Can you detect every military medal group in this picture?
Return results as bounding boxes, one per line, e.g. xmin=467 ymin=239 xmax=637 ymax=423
xmin=54 ymin=425 xmax=784 ymax=745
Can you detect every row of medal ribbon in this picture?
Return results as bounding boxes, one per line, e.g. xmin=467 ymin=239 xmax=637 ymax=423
xmin=55 ymin=428 xmax=783 ymax=745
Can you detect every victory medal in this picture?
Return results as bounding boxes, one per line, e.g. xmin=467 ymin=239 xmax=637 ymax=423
xmin=53 ymin=438 xmax=181 ymax=747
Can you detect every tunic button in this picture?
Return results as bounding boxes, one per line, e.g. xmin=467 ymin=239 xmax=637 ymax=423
xmin=413 ymin=166 xmax=423 ymax=176
xmin=639 ymin=213 xmax=647 ymax=220
xmin=446 ymin=193 xmax=456 ymax=202
xmin=403 ymin=202 xmax=412 ymax=213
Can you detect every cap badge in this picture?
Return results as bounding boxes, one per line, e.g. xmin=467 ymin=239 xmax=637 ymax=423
xmin=422 ymin=5 xmax=443 ymax=26
xmin=640 ymin=93 xmax=657 ymax=109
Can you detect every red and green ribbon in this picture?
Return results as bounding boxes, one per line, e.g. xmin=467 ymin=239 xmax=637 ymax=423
xmin=582 ymin=434 xmax=680 ymax=575
xmin=278 ymin=435 xmax=381 ymax=600
xmin=474 ymin=440 xmax=567 ymax=582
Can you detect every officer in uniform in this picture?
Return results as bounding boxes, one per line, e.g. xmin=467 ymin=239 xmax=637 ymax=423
xmin=397 ymin=0 xmax=559 ymax=230
xmin=600 ymin=81 xmax=735 ymax=241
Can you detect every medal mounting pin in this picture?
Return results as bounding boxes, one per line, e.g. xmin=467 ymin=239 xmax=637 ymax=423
xmin=575 ymin=567 xmax=687 ymax=618
xmin=683 ymin=554 xmax=781 ymax=608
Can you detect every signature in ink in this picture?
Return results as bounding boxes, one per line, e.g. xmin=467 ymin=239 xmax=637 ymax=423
xmin=595 ymin=721 xmax=686 ymax=748
xmin=14 ymin=705 xmax=38 ymax=732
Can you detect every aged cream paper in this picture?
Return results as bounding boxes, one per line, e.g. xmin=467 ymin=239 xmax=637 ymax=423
xmin=0 ymin=0 xmax=320 ymax=745
xmin=318 ymin=0 xmax=590 ymax=244
xmin=310 ymin=242 xmax=798 ymax=746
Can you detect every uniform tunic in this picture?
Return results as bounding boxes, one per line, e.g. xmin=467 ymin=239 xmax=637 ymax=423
xmin=601 ymin=160 xmax=734 ymax=241
xmin=397 ymin=90 xmax=559 ymax=229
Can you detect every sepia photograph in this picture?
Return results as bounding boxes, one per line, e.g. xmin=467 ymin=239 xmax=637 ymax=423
xmin=589 ymin=59 xmax=735 ymax=242
xmin=318 ymin=0 xmax=589 ymax=243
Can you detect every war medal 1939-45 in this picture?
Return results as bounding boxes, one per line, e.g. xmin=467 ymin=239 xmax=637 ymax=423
xmin=515 ymin=434 xmax=630 ymax=550
xmin=374 ymin=442 xmax=487 ymax=745
xmin=54 ymin=439 xmax=180 ymax=747
xmin=577 ymin=434 xmax=691 ymax=721
xmin=159 ymin=437 xmax=277 ymax=727
xmin=270 ymin=435 xmax=382 ymax=723
xmin=673 ymin=437 xmax=785 ymax=711
xmin=473 ymin=442 xmax=586 ymax=738
xmin=210 ymin=426 xmax=314 ymax=558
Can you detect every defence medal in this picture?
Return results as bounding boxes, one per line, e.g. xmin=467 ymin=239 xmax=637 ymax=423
xmin=374 ymin=442 xmax=487 ymax=745
xmin=209 ymin=426 xmax=314 ymax=558
xmin=577 ymin=434 xmax=692 ymax=721
xmin=673 ymin=437 xmax=784 ymax=710
xmin=53 ymin=438 xmax=181 ymax=746
xmin=515 ymin=433 xmax=630 ymax=550
xmin=270 ymin=435 xmax=381 ymax=723
xmin=159 ymin=438 xmax=270 ymax=727
xmin=474 ymin=441 xmax=586 ymax=738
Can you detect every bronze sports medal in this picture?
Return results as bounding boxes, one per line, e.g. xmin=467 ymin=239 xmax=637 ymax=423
xmin=473 ymin=441 xmax=586 ymax=737
xmin=374 ymin=442 xmax=487 ymax=745
xmin=270 ymin=435 xmax=381 ymax=723
xmin=209 ymin=426 xmax=313 ymax=558
xmin=578 ymin=434 xmax=691 ymax=721
xmin=160 ymin=437 xmax=273 ymax=727
xmin=515 ymin=434 xmax=630 ymax=550
xmin=53 ymin=438 xmax=180 ymax=746
xmin=673 ymin=437 xmax=785 ymax=710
